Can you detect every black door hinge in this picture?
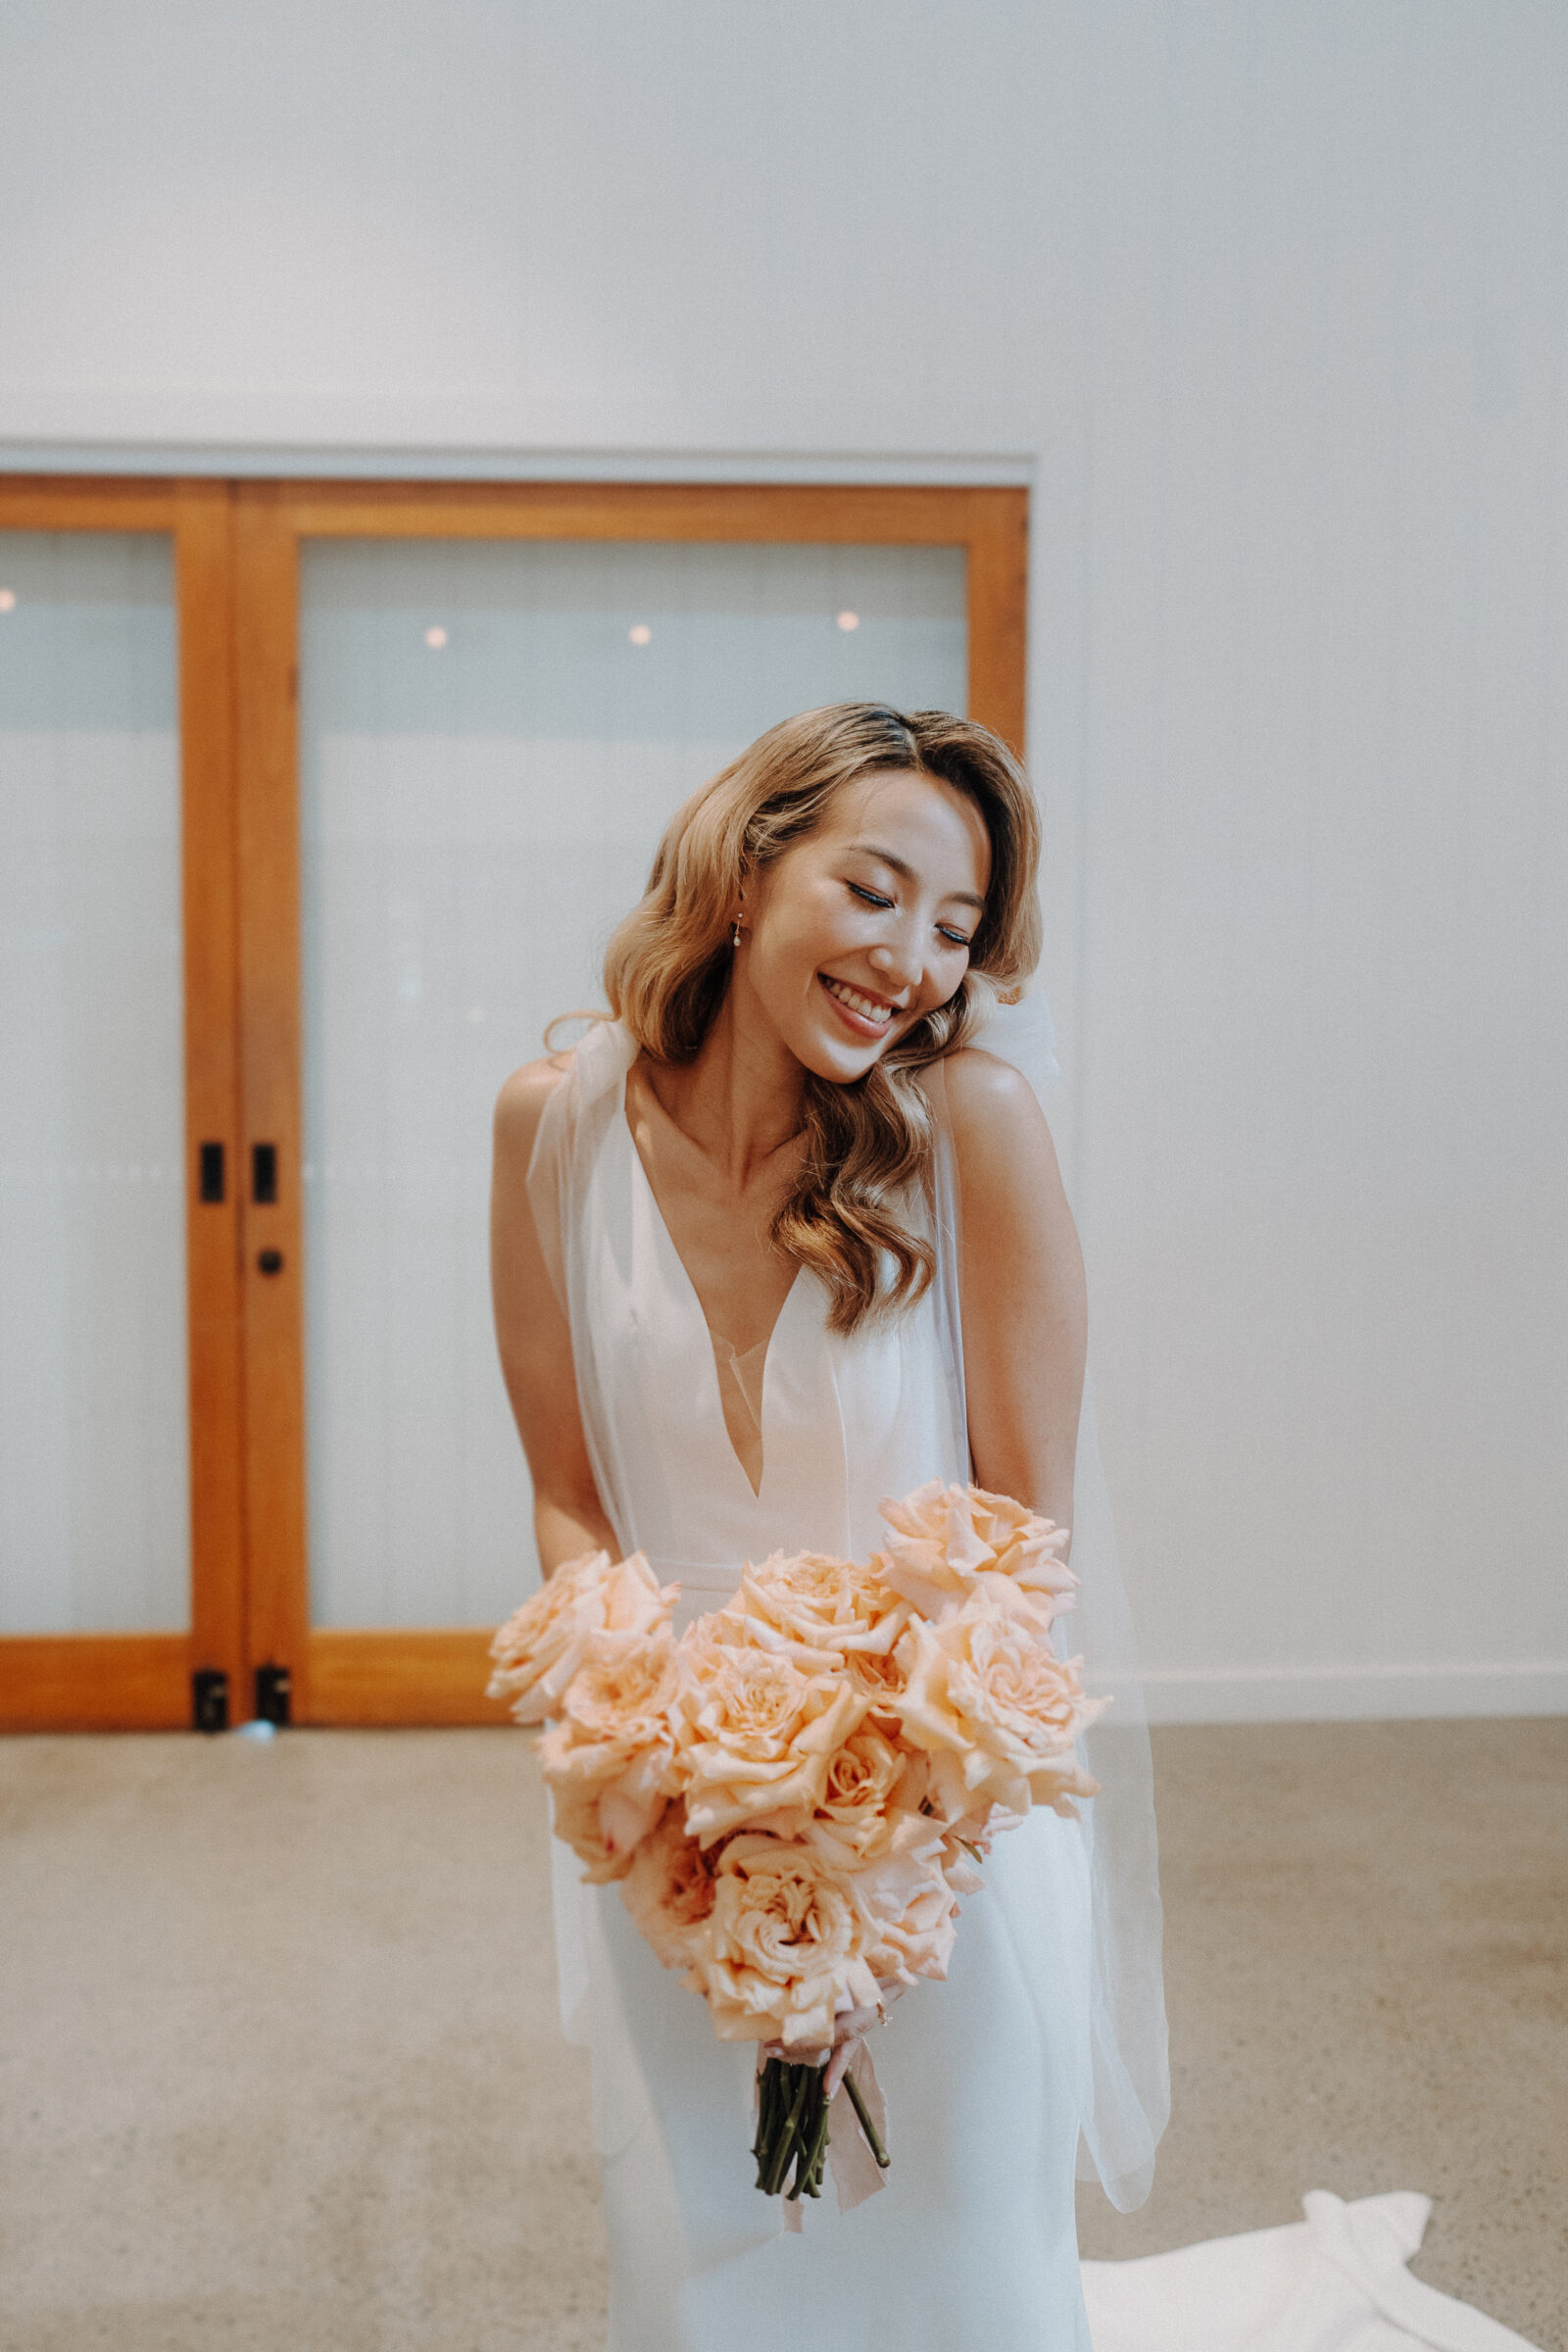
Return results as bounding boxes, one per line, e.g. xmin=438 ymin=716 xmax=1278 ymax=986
xmin=254 ymin=1663 xmax=292 ymax=1727
xmin=192 ymin=1668 xmax=229 ymax=1734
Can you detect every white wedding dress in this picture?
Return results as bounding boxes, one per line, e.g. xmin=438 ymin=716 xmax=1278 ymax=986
xmin=526 ymin=1012 xmax=1163 ymax=2352
xmin=523 ymin=1014 xmax=1541 ymax=2352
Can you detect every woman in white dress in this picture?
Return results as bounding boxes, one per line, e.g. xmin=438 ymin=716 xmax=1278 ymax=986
xmin=492 ymin=704 xmax=1166 ymax=2352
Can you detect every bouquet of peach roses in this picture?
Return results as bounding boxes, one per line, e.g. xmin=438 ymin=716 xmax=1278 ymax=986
xmin=489 ymin=1483 xmax=1104 ymax=2210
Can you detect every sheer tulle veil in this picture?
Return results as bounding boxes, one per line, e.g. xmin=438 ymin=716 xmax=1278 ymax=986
xmin=957 ymin=984 xmax=1169 ymax=2211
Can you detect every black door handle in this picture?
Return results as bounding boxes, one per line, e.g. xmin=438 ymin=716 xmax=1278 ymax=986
xmin=252 ymin=1143 xmax=278 ymax=1204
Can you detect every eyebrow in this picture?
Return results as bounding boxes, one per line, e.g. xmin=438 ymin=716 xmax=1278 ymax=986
xmin=849 ymin=841 xmax=987 ymax=913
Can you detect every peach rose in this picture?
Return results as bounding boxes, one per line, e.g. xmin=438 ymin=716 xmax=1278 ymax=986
xmin=894 ymin=1592 xmax=1104 ymax=1821
xmin=937 ymin=1828 xmax=988 ymax=1896
xmin=733 ymin=1549 xmax=909 ymax=1660
xmin=618 ymin=1803 xmax=720 ymax=1970
xmin=558 ymin=1626 xmax=678 ymax=1751
xmin=546 ymin=1773 xmax=634 ymax=1885
xmin=877 ymin=1481 xmax=1078 ymax=1628
xmin=537 ymin=1627 xmax=679 ymax=1880
xmin=838 ymin=1640 xmax=910 ymax=1725
xmin=542 ymin=1745 xmax=673 ymax=1883
xmin=690 ymin=1833 xmax=881 ymax=2046
xmin=671 ymin=1616 xmax=867 ymax=1845
xmin=850 ymin=1838 xmax=960 ymax=1985
xmin=812 ymin=1725 xmax=910 ymax=1855
xmin=487 ymin=1548 xmax=674 ymax=1724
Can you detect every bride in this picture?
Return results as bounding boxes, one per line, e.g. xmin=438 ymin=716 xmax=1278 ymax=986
xmin=491 ymin=703 xmax=1166 ymax=2352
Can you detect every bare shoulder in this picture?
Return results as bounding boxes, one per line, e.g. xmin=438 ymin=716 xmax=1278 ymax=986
xmin=493 ymin=1049 xmax=574 ymax=1161
xmin=931 ymin=1051 xmax=1081 ymax=1314
xmin=934 ymin=1046 xmax=1054 ymax=1184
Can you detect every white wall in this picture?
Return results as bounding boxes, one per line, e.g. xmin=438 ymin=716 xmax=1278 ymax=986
xmin=3 ymin=0 xmax=1564 ymax=1718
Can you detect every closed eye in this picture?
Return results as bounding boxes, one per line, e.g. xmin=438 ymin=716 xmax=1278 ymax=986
xmin=848 ymin=881 xmax=972 ymax=950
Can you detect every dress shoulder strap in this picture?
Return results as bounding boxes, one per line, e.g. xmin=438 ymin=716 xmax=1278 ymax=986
xmin=525 ymin=1017 xmax=637 ymax=1317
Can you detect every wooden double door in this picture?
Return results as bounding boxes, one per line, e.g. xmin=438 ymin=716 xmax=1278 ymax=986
xmin=0 ymin=476 xmax=1026 ymax=1731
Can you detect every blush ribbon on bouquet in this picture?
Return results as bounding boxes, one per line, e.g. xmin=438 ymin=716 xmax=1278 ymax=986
xmin=490 ymin=1482 xmax=1106 ymax=2215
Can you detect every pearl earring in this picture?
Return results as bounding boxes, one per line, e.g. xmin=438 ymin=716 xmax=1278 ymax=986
xmin=732 ymin=918 xmax=742 ymax=948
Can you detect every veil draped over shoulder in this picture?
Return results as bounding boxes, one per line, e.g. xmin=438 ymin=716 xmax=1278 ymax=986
xmin=958 ymin=986 xmax=1169 ymax=2211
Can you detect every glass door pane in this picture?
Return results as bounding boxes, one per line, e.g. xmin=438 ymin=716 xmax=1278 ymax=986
xmin=299 ymin=539 xmax=966 ymax=1628
xmin=0 ymin=533 xmax=189 ymax=1634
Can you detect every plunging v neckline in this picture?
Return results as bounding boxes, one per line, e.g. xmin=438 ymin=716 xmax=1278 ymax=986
xmin=621 ymin=1081 xmax=805 ymax=1498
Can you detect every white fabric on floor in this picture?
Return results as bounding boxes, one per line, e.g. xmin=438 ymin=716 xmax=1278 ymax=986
xmin=1082 ymin=2191 xmax=1542 ymax=2352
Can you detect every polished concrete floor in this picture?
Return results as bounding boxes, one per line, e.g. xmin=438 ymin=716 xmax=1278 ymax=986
xmin=1 ymin=1719 xmax=1562 ymax=2352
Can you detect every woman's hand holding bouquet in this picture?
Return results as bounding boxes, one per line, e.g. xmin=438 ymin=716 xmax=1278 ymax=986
xmin=490 ymin=1483 xmax=1105 ymax=2211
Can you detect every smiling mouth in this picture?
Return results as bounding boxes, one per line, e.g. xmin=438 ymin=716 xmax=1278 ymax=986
xmin=818 ymin=973 xmax=902 ymax=1034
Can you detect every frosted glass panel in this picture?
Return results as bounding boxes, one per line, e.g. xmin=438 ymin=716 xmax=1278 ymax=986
xmin=300 ymin=538 xmax=966 ymax=1628
xmin=0 ymin=533 xmax=189 ymax=1634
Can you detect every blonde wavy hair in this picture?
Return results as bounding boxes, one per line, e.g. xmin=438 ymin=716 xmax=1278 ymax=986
xmin=603 ymin=703 xmax=1043 ymax=1335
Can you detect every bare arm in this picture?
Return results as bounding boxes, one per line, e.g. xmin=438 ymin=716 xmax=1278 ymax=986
xmin=490 ymin=1056 xmax=619 ymax=1576
xmin=943 ymin=1049 xmax=1088 ymax=1542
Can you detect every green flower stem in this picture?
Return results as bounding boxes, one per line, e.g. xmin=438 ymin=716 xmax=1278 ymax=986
xmin=759 ymin=2049 xmax=895 ymax=2200
xmin=843 ymin=2067 xmax=891 ymax=2169
xmin=754 ymin=2065 xmax=768 ymax=2177
xmin=755 ymin=2055 xmax=789 ymax=2185
xmin=761 ymin=2063 xmax=813 ymax=2197
xmin=785 ymin=2069 xmax=815 ymax=2200
xmin=753 ymin=2055 xmax=777 ymax=2169
xmin=791 ymin=2073 xmax=833 ymax=2200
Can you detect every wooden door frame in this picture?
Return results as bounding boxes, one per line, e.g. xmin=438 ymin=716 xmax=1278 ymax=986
xmin=0 ymin=477 xmax=246 ymax=1731
xmin=232 ymin=478 xmax=1029 ymax=1725
xmin=0 ymin=475 xmax=1027 ymax=1731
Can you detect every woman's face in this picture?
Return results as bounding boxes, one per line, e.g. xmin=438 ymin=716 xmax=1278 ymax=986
xmin=737 ymin=766 xmax=992 ymax=1084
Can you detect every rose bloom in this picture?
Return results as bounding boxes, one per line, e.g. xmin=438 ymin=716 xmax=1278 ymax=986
xmin=559 ymin=1626 xmax=678 ymax=1750
xmin=734 ymin=1549 xmax=908 ymax=1659
xmin=839 ymin=1640 xmax=910 ymax=1725
xmin=671 ymin=1616 xmax=867 ymax=1844
xmin=877 ymin=1481 xmax=1079 ymax=1629
xmin=895 ymin=1592 xmax=1104 ymax=1822
xmin=850 ymin=1838 xmax=960 ymax=1986
xmin=812 ymin=1725 xmax=910 ymax=1856
xmin=542 ymin=1747 xmax=673 ymax=1882
xmin=691 ymin=1833 xmax=881 ymax=2046
xmin=546 ymin=1773 xmax=638 ymax=1884
xmin=938 ymin=1829 xmax=988 ymax=1896
xmin=618 ymin=1803 xmax=721 ymax=1971
xmin=538 ymin=1628 xmax=679 ymax=1880
xmin=488 ymin=1549 xmax=673 ymax=1724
